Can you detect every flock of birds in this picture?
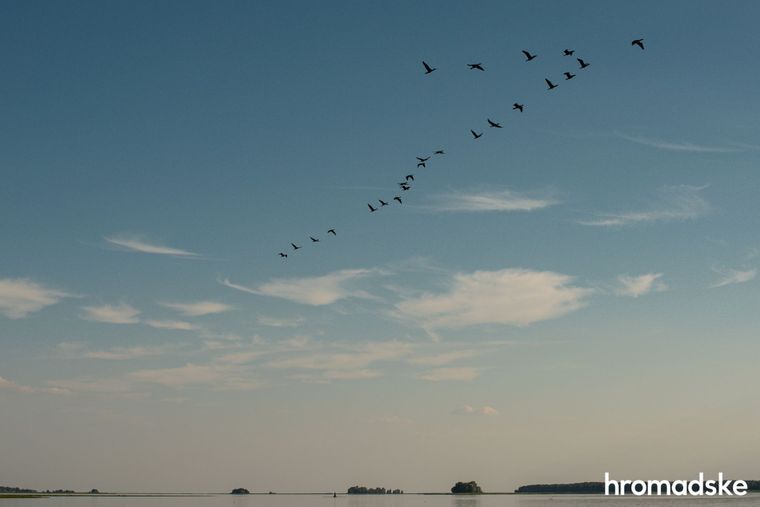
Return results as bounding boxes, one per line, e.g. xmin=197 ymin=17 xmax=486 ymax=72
xmin=277 ymin=38 xmax=647 ymax=260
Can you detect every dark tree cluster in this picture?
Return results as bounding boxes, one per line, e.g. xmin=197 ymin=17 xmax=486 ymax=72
xmin=515 ymin=482 xmax=604 ymax=494
xmin=230 ymin=488 xmax=250 ymax=495
xmin=0 ymin=486 xmax=38 ymax=494
xmin=451 ymin=481 xmax=482 ymax=494
xmin=347 ymin=486 xmax=403 ymax=494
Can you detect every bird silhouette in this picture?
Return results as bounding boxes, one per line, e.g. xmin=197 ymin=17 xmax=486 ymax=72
xmin=422 ymin=61 xmax=436 ymax=74
xmin=310 ymin=236 xmax=319 ymax=242
xmin=279 ymin=252 xmax=288 ymax=258
xmin=563 ymin=49 xmax=575 ymax=56
xmin=405 ymin=174 xmax=414 ymax=182
xmin=468 ymin=63 xmax=485 ymax=71
xmin=564 ymin=72 xmax=575 ymax=80
xmin=291 ymin=243 xmax=301 ymax=250
xmin=513 ymin=103 xmax=524 ymax=112
xmin=416 ymin=156 xmax=430 ymax=162
xmin=631 ymin=38 xmax=645 ymax=50
xmin=327 ymin=229 xmax=336 ymax=235
xmin=522 ymin=50 xmax=537 ymax=61
xmin=400 ymin=184 xmax=411 ymax=191
xmin=487 ymin=118 xmax=502 ymax=128
xmin=471 ymin=129 xmax=483 ymax=139
xmin=368 ymin=203 xmax=377 ymax=212
xmin=417 ymin=161 xmax=426 ymax=168
xmin=394 ymin=196 xmax=402 ymax=204
xmin=434 ymin=149 xmax=445 ymax=155
xmin=545 ymin=78 xmax=558 ymax=90
xmin=577 ymin=58 xmax=590 ymax=69
xmin=379 ymin=199 xmax=389 ymax=207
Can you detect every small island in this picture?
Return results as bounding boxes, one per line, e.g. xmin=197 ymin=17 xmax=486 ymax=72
xmin=230 ymin=488 xmax=250 ymax=495
xmin=451 ymin=481 xmax=482 ymax=494
xmin=347 ymin=486 xmax=403 ymax=494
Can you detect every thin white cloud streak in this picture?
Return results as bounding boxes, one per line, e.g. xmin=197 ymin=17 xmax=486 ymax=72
xmin=257 ymin=315 xmax=304 ymax=327
xmin=710 ymin=267 xmax=757 ymax=288
xmin=418 ymin=367 xmax=480 ymax=382
xmin=129 ymin=363 xmax=260 ymax=390
xmin=160 ymin=301 xmax=233 ymax=317
xmin=85 ymin=346 xmax=172 ymax=360
xmin=81 ymin=303 xmax=141 ymax=324
xmin=0 ymin=278 xmax=71 ymax=319
xmin=616 ymin=273 xmax=668 ymax=297
xmin=0 ymin=376 xmax=70 ymax=395
xmin=579 ymin=185 xmax=711 ymax=227
xmin=104 ymin=235 xmax=200 ymax=257
xmin=144 ymin=319 xmax=198 ymax=331
xmin=452 ymin=405 xmax=499 ymax=416
xmin=617 ymin=133 xmax=742 ymax=153
xmin=407 ymin=350 xmax=481 ymax=366
xmin=220 ymin=268 xmax=382 ymax=306
xmin=424 ymin=189 xmax=558 ymax=213
xmin=396 ymin=268 xmax=592 ymax=329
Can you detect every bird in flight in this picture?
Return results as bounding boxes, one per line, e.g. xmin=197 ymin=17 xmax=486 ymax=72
xmin=631 ymin=38 xmax=645 ymax=50
xmin=563 ymin=49 xmax=575 ymax=56
xmin=471 ymin=129 xmax=483 ymax=139
xmin=545 ymin=78 xmax=558 ymax=90
xmin=417 ymin=161 xmax=426 ymax=168
xmin=291 ymin=243 xmax=301 ymax=250
xmin=327 ymin=229 xmax=336 ymax=236
xmin=434 ymin=149 xmax=445 ymax=155
xmin=278 ymin=252 xmax=288 ymax=258
xmin=487 ymin=118 xmax=502 ymax=128
xmin=422 ymin=61 xmax=436 ymax=74
xmin=394 ymin=196 xmax=402 ymax=204
xmin=416 ymin=156 xmax=430 ymax=162
xmin=310 ymin=236 xmax=319 ymax=242
xmin=577 ymin=58 xmax=590 ymax=69
xmin=564 ymin=72 xmax=575 ymax=80
xmin=467 ymin=63 xmax=485 ymax=71
xmin=405 ymin=174 xmax=414 ymax=182
xmin=522 ymin=50 xmax=537 ymax=61
xmin=368 ymin=203 xmax=377 ymax=212
xmin=379 ymin=199 xmax=389 ymax=207
xmin=513 ymin=103 xmax=524 ymax=112
xmin=400 ymin=184 xmax=411 ymax=191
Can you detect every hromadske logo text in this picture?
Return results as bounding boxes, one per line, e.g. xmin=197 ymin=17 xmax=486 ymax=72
xmin=605 ymin=472 xmax=748 ymax=496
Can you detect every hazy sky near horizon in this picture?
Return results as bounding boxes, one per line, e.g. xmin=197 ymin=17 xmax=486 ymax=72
xmin=2 ymin=0 xmax=760 ymax=493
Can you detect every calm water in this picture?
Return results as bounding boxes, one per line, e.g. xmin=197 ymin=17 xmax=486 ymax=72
xmin=2 ymin=494 xmax=760 ymax=507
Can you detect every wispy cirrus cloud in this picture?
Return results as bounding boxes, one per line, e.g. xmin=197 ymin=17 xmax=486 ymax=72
xmin=81 ymin=303 xmax=141 ymax=324
xmin=616 ymin=133 xmax=742 ymax=153
xmin=266 ymin=341 xmax=411 ymax=382
xmin=423 ymin=188 xmax=558 ymax=213
xmin=257 ymin=315 xmax=304 ymax=327
xmin=579 ymin=184 xmax=711 ymax=227
xmin=418 ymin=367 xmax=480 ymax=382
xmin=0 ymin=376 xmax=70 ymax=395
xmin=452 ymin=405 xmax=499 ymax=416
xmin=58 ymin=342 xmax=174 ymax=360
xmin=160 ymin=301 xmax=233 ymax=317
xmin=710 ymin=267 xmax=757 ymax=288
xmin=616 ymin=273 xmax=668 ymax=297
xmin=129 ymin=363 xmax=260 ymax=390
xmin=396 ymin=268 xmax=592 ymax=329
xmin=220 ymin=268 xmax=383 ymax=306
xmin=104 ymin=234 xmax=200 ymax=258
xmin=0 ymin=278 xmax=71 ymax=319
xmin=144 ymin=319 xmax=198 ymax=331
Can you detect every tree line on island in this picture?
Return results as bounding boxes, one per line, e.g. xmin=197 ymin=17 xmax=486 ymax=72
xmin=347 ymin=486 xmax=403 ymax=494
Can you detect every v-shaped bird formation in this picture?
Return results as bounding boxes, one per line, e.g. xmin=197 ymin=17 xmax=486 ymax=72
xmin=277 ymin=38 xmax=646 ymax=260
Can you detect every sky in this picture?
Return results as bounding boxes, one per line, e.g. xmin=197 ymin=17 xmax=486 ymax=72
xmin=2 ymin=0 xmax=760 ymax=494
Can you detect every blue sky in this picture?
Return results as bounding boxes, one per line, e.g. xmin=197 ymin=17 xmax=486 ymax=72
xmin=2 ymin=0 xmax=760 ymax=493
